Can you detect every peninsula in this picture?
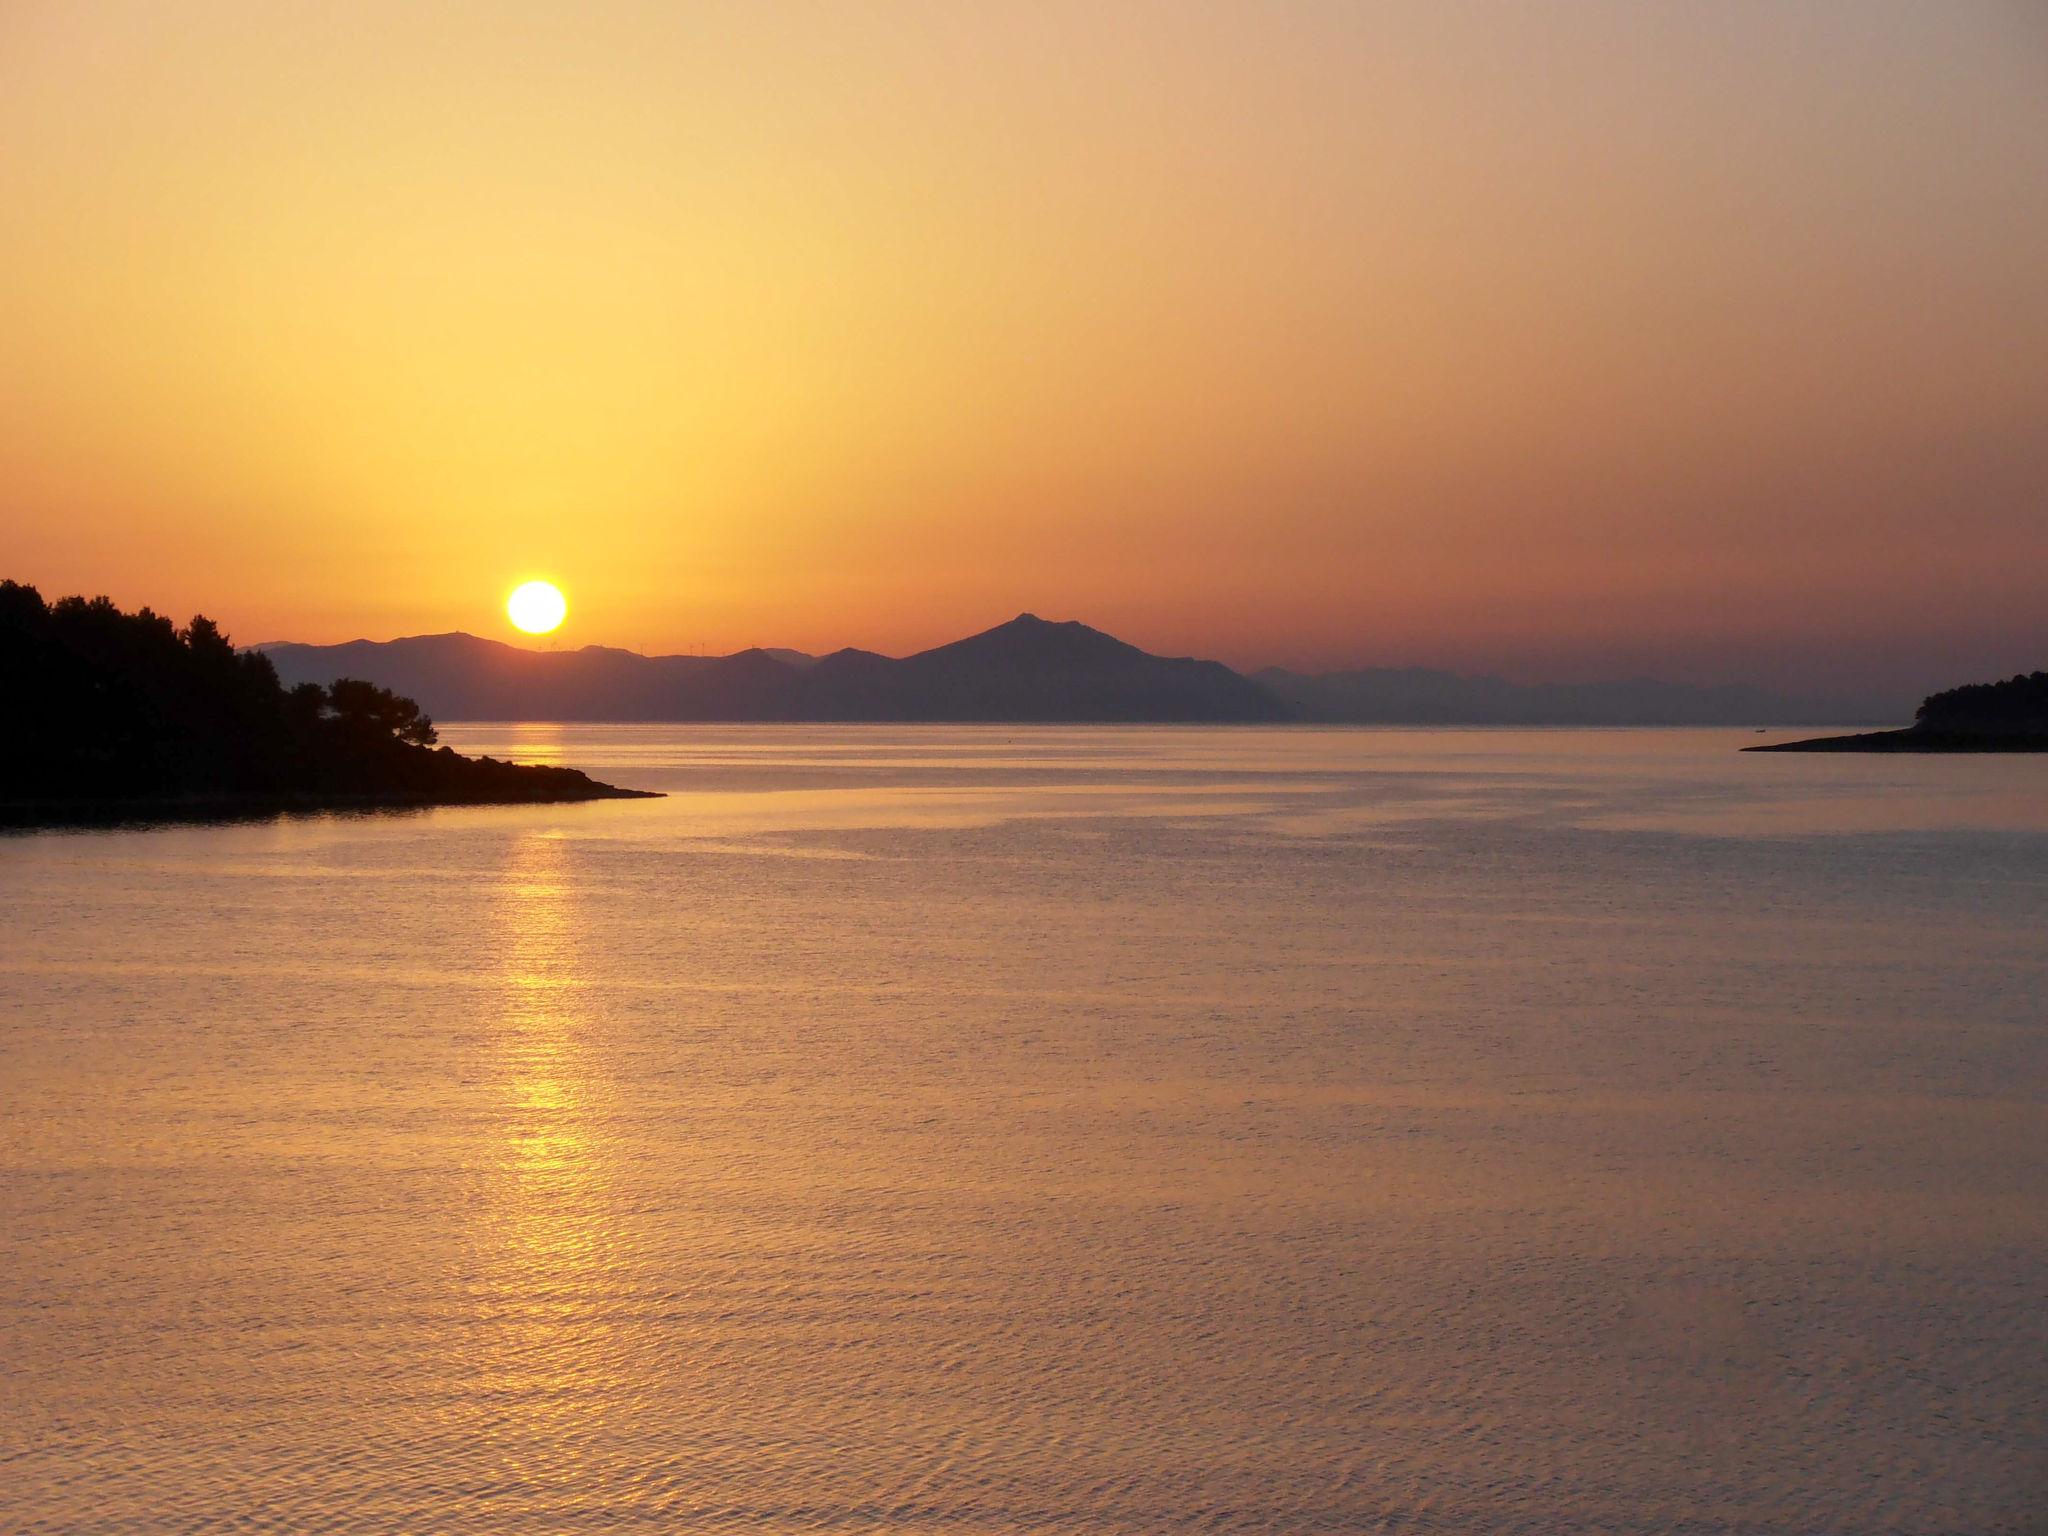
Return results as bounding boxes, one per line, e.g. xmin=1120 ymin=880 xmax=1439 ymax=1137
xmin=1748 ymin=672 xmax=2048 ymax=752
xmin=0 ymin=581 xmax=657 ymax=823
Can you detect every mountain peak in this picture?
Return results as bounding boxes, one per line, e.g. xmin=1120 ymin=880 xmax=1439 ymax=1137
xmin=916 ymin=613 xmax=1145 ymax=668
xmin=256 ymin=614 xmax=1293 ymax=722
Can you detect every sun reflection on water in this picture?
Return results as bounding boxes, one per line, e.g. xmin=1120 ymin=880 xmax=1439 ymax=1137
xmin=483 ymin=832 xmax=621 ymax=1447
xmin=499 ymin=840 xmax=590 ymax=1188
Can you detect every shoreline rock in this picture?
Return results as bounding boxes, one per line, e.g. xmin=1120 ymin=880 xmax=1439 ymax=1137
xmin=1746 ymin=728 xmax=2048 ymax=753
xmin=1 ymin=767 xmax=661 ymax=829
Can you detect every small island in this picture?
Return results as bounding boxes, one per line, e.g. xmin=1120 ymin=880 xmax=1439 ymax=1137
xmin=1 ymin=580 xmax=658 ymax=824
xmin=1749 ymin=671 xmax=2048 ymax=752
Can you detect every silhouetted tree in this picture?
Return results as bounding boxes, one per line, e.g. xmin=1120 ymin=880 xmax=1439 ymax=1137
xmin=1916 ymin=672 xmax=2048 ymax=734
xmin=0 ymin=579 xmax=649 ymax=814
xmin=1 ymin=581 xmax=446 ymax=800
xmin=325 ymin=677 xmax=438 ymax=747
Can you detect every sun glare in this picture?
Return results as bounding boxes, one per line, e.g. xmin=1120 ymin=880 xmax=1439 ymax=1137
xmin=507 ymin=580 xmax=567 ymax=635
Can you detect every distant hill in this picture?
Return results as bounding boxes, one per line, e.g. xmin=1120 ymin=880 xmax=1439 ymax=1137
xmin=263 ymin=615 xmax=1295 ymax=723
xmin=1256 ymin=665 xmax=1866 ymax=728
xmin=261 ymin=614 xmax=1869 ymax=726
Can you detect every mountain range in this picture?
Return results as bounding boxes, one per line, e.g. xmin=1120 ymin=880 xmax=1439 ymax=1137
xmin=259 ymin=614 xmax=1882 ymax=726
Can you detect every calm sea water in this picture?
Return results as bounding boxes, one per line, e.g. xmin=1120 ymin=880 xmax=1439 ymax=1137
xmin=3 ymin=727 xmax=2044 ymax=1535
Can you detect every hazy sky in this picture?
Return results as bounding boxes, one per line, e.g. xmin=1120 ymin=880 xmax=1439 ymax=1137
xmin=2 ymin=2 xmax=2043 ymax=699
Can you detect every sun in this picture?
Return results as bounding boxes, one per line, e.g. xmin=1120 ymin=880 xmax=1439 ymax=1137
xmin=507 ymin=580 xmax=567 ymax=635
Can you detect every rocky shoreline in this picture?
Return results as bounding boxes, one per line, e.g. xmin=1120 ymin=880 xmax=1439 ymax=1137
xmin=1746 ymin=728 xmax=2048 ymax=753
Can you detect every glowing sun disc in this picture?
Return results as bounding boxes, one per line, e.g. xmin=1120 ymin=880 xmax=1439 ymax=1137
xmin=507 ymin=580 xmax=567 ymax=634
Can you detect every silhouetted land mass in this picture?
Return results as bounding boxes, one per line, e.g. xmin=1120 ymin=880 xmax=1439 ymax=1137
xmin=263 ymin=614 xmax=1862 ymax=725
xmin=1747 ymin=672 xmax=2048 ymax=752
xmin=266 ymin=614 xmax=1293 ymax=722
xmin=0 ymin=581 xmax=656 ymax=823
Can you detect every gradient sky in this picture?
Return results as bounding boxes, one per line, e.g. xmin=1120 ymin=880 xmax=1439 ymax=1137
xmin=3 ymin=2 xmax=2044 ymax=702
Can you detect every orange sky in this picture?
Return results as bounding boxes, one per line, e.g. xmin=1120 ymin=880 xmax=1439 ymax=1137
xmin=2 ymin=2 xmax=2044 ymax=700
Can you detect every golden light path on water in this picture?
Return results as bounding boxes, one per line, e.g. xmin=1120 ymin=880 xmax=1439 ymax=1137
xmin=488 ymin=833 xmax=614 ymax=1463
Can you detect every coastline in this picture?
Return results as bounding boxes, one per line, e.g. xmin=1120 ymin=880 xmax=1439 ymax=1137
xmin=0 ymin=775 xmax=661 ymax=830
xmin=1747 ymin=728 xmax=2048 ymax=753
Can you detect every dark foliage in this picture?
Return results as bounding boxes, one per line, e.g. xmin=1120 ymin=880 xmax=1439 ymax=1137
xmin=1915 ymin=671 xmax=2048 ymax=734
xmin=0 ymin=581 xmax=648 ymax=809
xmin=1749 ymin=668 xmax=2048 ymax=751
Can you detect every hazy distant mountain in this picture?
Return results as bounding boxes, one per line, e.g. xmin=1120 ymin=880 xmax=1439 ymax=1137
xmin=261 ymin=615 xmax=1293 ymax=723
xmin=260 ymin=616 xmax=1873 ymax=725
xmin=884 ymin=615 xmax=1287 ymax=721
xmin=1255 ymin=666 xmax=1871 ymax=727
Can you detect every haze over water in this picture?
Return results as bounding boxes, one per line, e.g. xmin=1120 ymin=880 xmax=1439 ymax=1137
xmin=4 ymin=727 xmax=2044 ymax=1533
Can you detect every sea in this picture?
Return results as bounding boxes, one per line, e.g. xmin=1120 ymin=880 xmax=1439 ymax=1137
xmin=3 ymin=726 xmax=2043 ymax=1535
